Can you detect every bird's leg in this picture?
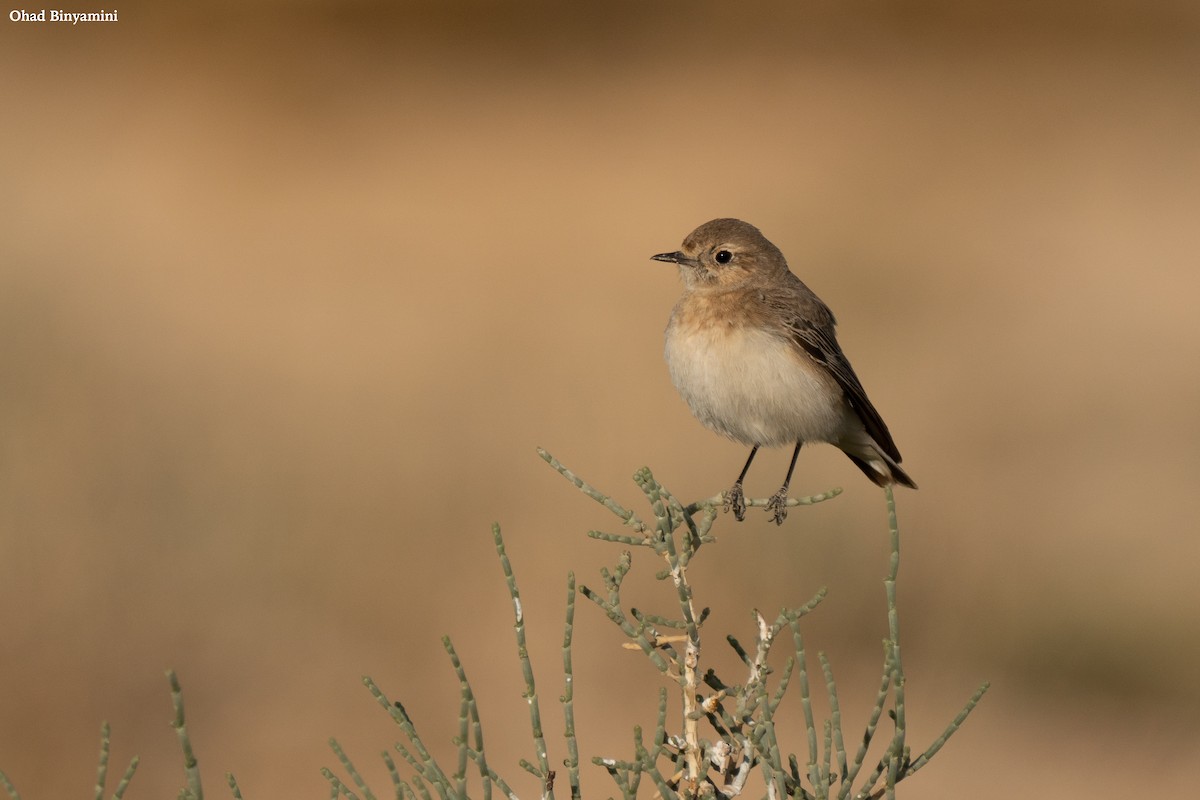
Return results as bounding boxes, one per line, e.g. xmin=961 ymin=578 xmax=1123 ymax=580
xmin=724 ymin=445 xmax=759 ymax=521
xmin=766 ymin=442 xmax=802 ymax=525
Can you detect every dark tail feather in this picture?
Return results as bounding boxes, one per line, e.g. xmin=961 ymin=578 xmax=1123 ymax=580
xmin=845 ymin=453 xmax=918 ymax=490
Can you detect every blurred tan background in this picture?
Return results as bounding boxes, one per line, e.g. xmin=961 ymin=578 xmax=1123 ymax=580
xmin=2 ymin=0 xmax=1198 ymax=796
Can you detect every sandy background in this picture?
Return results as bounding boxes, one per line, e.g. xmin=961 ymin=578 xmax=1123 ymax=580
xmin=2 ymin=1 xmax=1198 ymax=797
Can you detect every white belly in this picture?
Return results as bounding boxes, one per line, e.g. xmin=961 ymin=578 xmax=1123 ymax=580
xmin=665 ymin=323 xmax=849 ymax=447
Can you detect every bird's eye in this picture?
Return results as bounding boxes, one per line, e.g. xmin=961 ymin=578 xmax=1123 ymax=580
xmin=714 ymin=250 xmax=733 ymax=264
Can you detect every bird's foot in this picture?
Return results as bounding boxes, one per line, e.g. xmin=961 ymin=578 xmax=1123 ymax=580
xmin=724 ymin=484 xmax=748 ymax=521
xmin=765 ymin=490 xmax=789 ymax=525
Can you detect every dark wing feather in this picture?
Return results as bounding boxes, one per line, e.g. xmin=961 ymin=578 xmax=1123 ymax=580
xmin=769 ymin=279 xmax=904 ymax=463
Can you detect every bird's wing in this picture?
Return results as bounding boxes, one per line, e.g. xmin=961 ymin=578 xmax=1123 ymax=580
xmin=771 ymin=284 xmax=903 ymax=462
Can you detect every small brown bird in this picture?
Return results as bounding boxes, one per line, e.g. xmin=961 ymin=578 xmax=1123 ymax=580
xmin=653 ymin=218 xmax=916 ymax=524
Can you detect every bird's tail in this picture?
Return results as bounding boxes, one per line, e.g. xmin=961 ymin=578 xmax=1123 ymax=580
xmin=840 ymin=435 xmax=918 ymax=489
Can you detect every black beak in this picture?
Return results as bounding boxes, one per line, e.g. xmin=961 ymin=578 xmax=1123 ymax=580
xmin=652 ymin=250 xmax=695 ymax=265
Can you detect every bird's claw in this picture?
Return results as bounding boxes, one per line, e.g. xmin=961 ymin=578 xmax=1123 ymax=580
xmin=724 ymin=484 xmax=748 ymax=521
xmin=766 ymin=491 xmax=789 ymax=525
